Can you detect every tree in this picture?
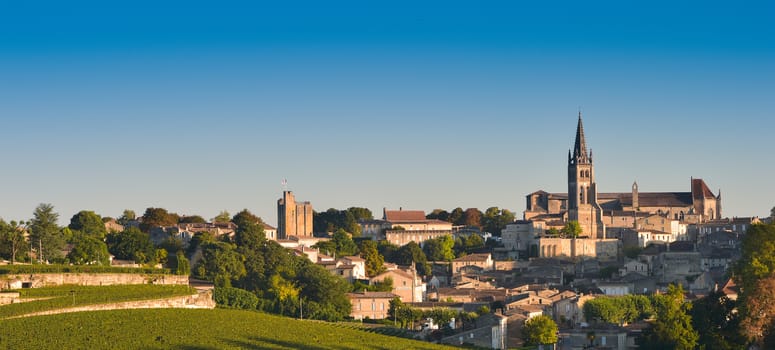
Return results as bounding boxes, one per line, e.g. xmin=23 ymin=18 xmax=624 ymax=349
xmin=331 ymin=229 xmax=358 ymax=257
xmin=212 ymin=210 xmax=231 ymax=223
xmin=639 ymin=284 xmax=698 ymax=350
xmin=423 ymin=235 xmax=455 ymax=261
xmin=463 ymin=208 xmax=482 ymax=227
xmin=393 ymin=242 xmax=430 ymax=276
xmin=179 ymin=215 xmax=206 ymax=224
xmin=117 ymin=209 xmax=136 ymax=226
xmin=449 ymin=207 xmax=465 ymax=226
xmin=139 ymin=207 xmax=179 ymax=232
xmin=231 ymin=209 xmax=264 ymax=229
xmin=67 ymin=232 xmax=110 ymax=265
xmin=561 ymin=220 xmax=582 ymax=238
xmin=522 ymin=315 xmax=558 ymax=346
xmin=195 ymin=241 xmax=246 ymax=287
xmin=173 ymin=251 xmax=190 ymax=275
xmin=482 ymin=207 xmax=515 ymax=235
xmin=359 ymin=240 xmax=385 ymax=277
xmin=106 ymin=227 xmax=156 ymax=263
xmin=29 ymin=203 xmax=65 ymax=262
xmin=691 ymin=290 xmax=746 ymax=350
xmin=69 ymin=210 xmax=107 ymax=238
xmin=735 ymin=222 xmax=775 ymax=346
xmin=426 ymin=209 xmax=450 ymax=222
xmin=0 ymin=220 xmax=28 ymax=263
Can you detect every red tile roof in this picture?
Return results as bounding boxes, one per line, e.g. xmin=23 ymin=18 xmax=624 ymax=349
xmin=384 ymin=209 xmax=427 ymax=222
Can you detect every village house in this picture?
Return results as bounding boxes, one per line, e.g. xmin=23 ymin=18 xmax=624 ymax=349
xmin=369 ymin=267 xmax=425 ymax=302
xmin=347 ymin=291 xmax=397 ymax=320
xmin=451 ymin=253 xmax=493 ymax=274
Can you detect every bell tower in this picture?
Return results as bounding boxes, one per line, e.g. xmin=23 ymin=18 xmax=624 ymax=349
xmin=567 ymin=112 xmax=603 ymax=237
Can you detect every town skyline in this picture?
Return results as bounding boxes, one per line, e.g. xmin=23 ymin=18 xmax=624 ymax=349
xmin=2 ymin=2 xmax=774 ymax=225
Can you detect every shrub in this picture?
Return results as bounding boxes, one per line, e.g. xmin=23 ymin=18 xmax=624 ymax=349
xmin=214 ymin=287 xmax=259 ymax=310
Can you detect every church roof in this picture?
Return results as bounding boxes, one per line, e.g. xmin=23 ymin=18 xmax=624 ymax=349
xmin=572 ymin=112 xmax=590 ymax=163
xmin=692 ymin=178 xmax=716 ymax=200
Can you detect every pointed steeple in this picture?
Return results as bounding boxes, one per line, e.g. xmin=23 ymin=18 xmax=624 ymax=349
xmin=573 ymin=111 xmax=590 ymax=163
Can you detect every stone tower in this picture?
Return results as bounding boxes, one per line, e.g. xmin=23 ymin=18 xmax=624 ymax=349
xmin=567 ymin=113 xmax=604 ymax=237
xmin=277 ymin=191 xmax=313 ymax=239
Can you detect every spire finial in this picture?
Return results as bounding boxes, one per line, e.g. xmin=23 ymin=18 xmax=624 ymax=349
xmin=572 ymin=112 xmax=589 ymax=163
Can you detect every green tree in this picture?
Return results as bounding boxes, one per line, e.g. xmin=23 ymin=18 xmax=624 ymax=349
xmin=179 ymin=215 xmax=206 ymax=224
xmin=67 ymin=232 xmax=110 ymax=265
xmin=449 ymin=207 xmax=465 ymax=226
xmin=522 ymin=315 xmax=558 ymax=346
xmin=359 ymin=239 xmax=385 ymax=277
xmin=423 ymin=235 xmax=455 ymax=261
xmin=69 ymin=210 xmax=107 ymax=238
xmin=691 ymin=290 xmax=746 ymax=350
xmin=331 ymin=229 xmax=358 ymax=257
xmin=0 ymin=220 xmax=29 ymax=263
xmin=393 ymin=242 xmax=429 ymax=276
xmin=106 ymin=228 xmax=155 ymax=263
xmin=117 ymin=209 xmax=136 ymax=226
xmin=212 ymin=210 xmax=231 ymax=223
xmin=639 ymin=284 xmax=698 ymax=350
xmin=29 ymin=203 xmax=65 ymax=262
xmin=561 ymin=220 xmax=583 ymax=238
xmin=195 ymin=241 xmax=246 ymax=287
xmin=482 ymin=207 xmax=515 ymax=234
xmin=426 ymin=209 xmax=450 ymax=222
xmin=174 ymin=251 xmax=190 ymax=275
xmin=231 ymin=209 xmax=264 ymax=229
xmin=140 ymin=207 xmax=179 ymax=232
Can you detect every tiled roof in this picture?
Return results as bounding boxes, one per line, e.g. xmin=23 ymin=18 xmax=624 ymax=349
xmin=453 ymin=253 xmax=491 ymax=262
xmin=384 ymin=209 xmax=427 ymax=222
xmin=692 ymin=178 xmax=716 ymax=200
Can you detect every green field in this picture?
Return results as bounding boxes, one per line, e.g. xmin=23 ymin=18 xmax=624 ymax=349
xmin=0 ymin=285 xmax=196 ymax=318
xmin=0 ymin=308 xmax=459 ymax=349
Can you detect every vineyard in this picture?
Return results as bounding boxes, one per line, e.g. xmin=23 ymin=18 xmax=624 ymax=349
xmin=0 ymin=284 xmax=196 ymax=318
xmin=0 ymin=308 xmax=459 ymax=349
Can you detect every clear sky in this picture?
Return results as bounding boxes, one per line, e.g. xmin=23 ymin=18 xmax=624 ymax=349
xmin=1 ymin=1 xmax=773 ymax=225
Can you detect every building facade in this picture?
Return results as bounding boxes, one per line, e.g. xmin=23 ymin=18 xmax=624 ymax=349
xmin=277 ymin=191 xmax=313 ymax=239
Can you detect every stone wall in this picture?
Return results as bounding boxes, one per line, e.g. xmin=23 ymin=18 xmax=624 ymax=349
xmin=0 ymin=273 xmax=188 ymax=290
xmin=7 ymin=290 xmax=215 ymax=319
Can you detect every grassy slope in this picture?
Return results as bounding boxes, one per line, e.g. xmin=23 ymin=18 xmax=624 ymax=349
xmin=0 ymin=308 xmax=459 ymax=350
xmin=0 ymin=285 xmax=196 ymax=318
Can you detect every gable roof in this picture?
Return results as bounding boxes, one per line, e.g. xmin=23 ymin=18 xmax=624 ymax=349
xmin=453 ymin=253 xmax=491 ymax=262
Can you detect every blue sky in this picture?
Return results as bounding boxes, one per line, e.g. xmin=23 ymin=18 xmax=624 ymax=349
xmin=1 ymin=1 xmax=773 ymax=225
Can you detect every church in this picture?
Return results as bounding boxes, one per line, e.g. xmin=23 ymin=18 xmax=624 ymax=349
xmin=523 ymin=113 xmax=722 ymax=238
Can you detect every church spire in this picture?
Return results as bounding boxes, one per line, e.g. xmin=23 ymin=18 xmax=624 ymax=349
xmin=573 ymin=111 xmax=590 ymax=163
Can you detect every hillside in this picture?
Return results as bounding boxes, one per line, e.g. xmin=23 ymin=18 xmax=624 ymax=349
xmin=0 ymin=308 xmax=460 ymax=349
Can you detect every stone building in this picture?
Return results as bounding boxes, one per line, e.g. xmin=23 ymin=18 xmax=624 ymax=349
xmin=524 ymin=113 xmax=722 ymax=237
xmin=277 ymin=191 xmax=313 ymax=239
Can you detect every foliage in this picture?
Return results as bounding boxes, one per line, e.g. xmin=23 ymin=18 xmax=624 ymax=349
xmin=231 ymin=209 xmax=264 ymax=229
xmin=448 ymin=207 xmax=465 ymax=226
xmin=313 ymin=207 xmax=371 ymax=237
xmin=521 ymin=315 xmax=558 ymax=345
xmin=171 ymin=251 xmax=190 ymax=275
xmin=106 ymin=227 xmax=156 ymax=263
xmin=583 ymin=295 xmax=653 ymax=325
xmin=194 ymin=241 xmax=246 ymax=287
xmin=463 ymin=208 xmax=482 ymax=227
xmin=0 ymin=219 xmax=29 ymax=263
xmin=481 ymin=207 xmax=515 ymax=235
xmin=69 ymin=210 xmax=107 ymax=238
xmin=179 ymin=215 xmax=206 ymax=224
xmin=390 ymin=242 xmax=430 ymax=276
xmin=29 ymin=203 xmax=65 ymax=262
xmin=359 ymin=239 xmax=385 ymax=276
xmin=423 ymin=235 xmax=455 ymax=261
xmin=353 ymin=277 xmax=393 ymax=293
xmin=690 ymin=290 xmax=746 ymax=350
xmin=0 ymin=308 xmax=458 ymax=350
xmin=0 ymin=264 xmax=169 ymax=274
xmin=67 ymin=232 xmax=110 ymax=265
xmin=139 ymin=207 xmax=179 ymax=232
xmin=212 ymin=210 xmax=231 ymax=223
xmin=214 ymin=286 xmax=259 ymax=310
xmin=426 ymin=209 xmax=450 ymax=222
xmin=117 ymin=209 xmax=136 ymax=226
xmin=561 ymin=220 xmax=583 ymax=238
xmin=0 ymin=284 xmax=195 ymax=318
xmin=734 ymin=222 xmax=775 ymax=346
xmin=638 ymin=284 xmax=698 ymax=350
xmin=315 ymin=228 xmax=358 ymax=257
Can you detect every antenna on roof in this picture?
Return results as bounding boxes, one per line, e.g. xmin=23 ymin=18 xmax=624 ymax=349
xmin=281 ymin=178 xmax=288 ymax=192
